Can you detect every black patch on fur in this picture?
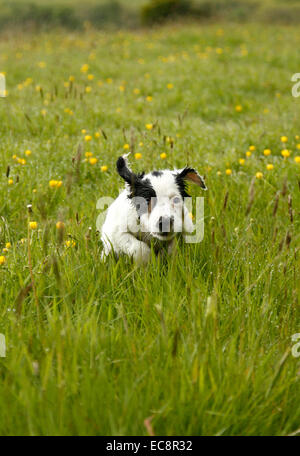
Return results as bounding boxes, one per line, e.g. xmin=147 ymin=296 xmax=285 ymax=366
xmin=174 ymin=173 xmax=190 ymax=198
xmin=116 ymin=156 xmax=156 ymax=216
xmin=151 ymin=170 xmax=163 ymax=177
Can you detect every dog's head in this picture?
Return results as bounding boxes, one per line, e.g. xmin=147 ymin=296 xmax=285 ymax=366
xmin=116 ymin=155 xmax=207 ymax=241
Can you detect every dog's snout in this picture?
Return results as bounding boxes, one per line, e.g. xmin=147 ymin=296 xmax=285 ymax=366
xmin=158 ymin=216 xmax=174 ymax=234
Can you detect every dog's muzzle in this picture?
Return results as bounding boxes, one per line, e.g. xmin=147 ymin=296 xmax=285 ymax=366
xmin=157 ymin=216 xmax=174 ymax=236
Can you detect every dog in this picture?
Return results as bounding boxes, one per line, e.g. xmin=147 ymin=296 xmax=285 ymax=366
xmin=101 ymin=154 xmax=207 ymax=264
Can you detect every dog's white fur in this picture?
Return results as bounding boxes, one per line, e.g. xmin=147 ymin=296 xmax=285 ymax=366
xmin=101 ymin=155 xmax=206 ymax=264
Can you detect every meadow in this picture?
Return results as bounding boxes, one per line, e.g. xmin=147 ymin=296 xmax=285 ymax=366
xmin=0 ymin=21 xmax=300 ymax=436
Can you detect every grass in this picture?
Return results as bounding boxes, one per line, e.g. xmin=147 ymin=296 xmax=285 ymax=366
xmin=0 ymin=22 xmax=300 ymax=436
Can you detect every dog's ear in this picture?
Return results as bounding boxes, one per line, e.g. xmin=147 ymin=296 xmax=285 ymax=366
xmin=116 ymin=155 xmax=138 ymax=187
xmin=177 ymin=167 xmax=207 ymax=190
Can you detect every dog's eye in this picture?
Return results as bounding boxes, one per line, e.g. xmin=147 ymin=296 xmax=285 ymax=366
xmin=173 ymin=196 xmax=181 ymax=204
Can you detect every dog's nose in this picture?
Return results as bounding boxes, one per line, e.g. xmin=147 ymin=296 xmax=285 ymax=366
xmin=158 ymin=216 xmax=174 ymax=234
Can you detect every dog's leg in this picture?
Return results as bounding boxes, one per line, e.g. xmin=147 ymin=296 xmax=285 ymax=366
xmin=118 ymin=233 xmax=151 ymax=265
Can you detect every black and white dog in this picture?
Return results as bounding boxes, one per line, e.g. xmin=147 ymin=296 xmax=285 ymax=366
xmin=101 ymin=154 xmax=207 ymax=264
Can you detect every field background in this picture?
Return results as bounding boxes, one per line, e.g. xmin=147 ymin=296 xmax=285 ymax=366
xmin=0 ymin=0 xmax=300 ymax=436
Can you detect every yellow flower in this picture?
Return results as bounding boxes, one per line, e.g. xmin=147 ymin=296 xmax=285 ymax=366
xmin=0 ymin=256 xmax=6 ymax=265
xmin=225 ymin=169 xmax=232 ymax=175
xmin=123 ymin=144 xmax=130 ymax=150
xmin=134 ymin=153 xmax=142 ymax=160
xmin=38 ymin=61 xmax=46 ymax=68
xmin=281 ymin=149 xmax=290 ymax=158
xmin=256 ymin=172 xmax=263 ymax=179
xmin=94 ymin=132 xmax=100 ymax=139
xmin=296 ymin=144 xmax=300 ymax=150
xmin=101 ymin=165 xmax=108 ymax=172
xmin=85 ymin=135 xmax=92 ymax=142
xmin=81 ymin=129 xmax=87 ymax=134
xmin=29 ymin=221 xmax=38 ymax=230
xmin=239 ymin=158 xmax=245 ymax=165
xmin=280 ymin=136 xmax=288 ymax=143
xmin=18 ymin=158 xmax=26 ymax=165
xmin=89 ymin=157 xmax=98 ymax=165
xmin=133 ymin=88 xmax=140 ymax=95
xmin=8 ymin=179 xmax=13 ymax=185
xmin=139 ymin=142 xmax=144 ymax=147
xmin=56 ymin=221 xmax=65 ymax=230
xmin=87 ymin=74 xmax=94 ymax=80
xmin=12 ymin=155 xmax=17 ymax=160
xmin=294 ymin=156 xmax=300 ymax=163
xmin=2 ymin=248 xmax=8 ymax=253
xmin=160 ymin=152 xmax=167 ymax=159
xmin=295 ymin=135 xmax=299 ymax=140
xmin=106 ymin=78 xmax=113 ymax=84
xmin=64 ymin=82 xmax=70 ymax=89
xmin=119 ymin=85 xmax=125 ymax=92
xmin=263 ymin=149 xmax=271 ymax=156
xmin=249 ymin=145 xmax=256 ymax=151
xmin=246 ymin=151 xmax=251 ymax=157
xmin=266 ymin=164 xmax=274 ymax=171
xmin=85 ymin=86 xmax=92 ymax=93
xmin=145 ymin=123 xmax=153 ymax=130
xmin=69 ymin=75 xmax=75 ymax=82
xmin=85 ymin=151 xmax=93 ymax=158
xmin=65 ymin=240 xmax=76 ymax=248
xmin=167 ymin=83 xmax=174 ymax=89
xmin=41 ymin=109 xmax=47 ymax=116
xmin=81 ymin=64 xmax=89 ymax=73
xmin=146 ymin=96 xmax=153 ymax=102
xmin=235 ymin=105 xmax=242 ymax=112
xmin=49 ymin=180 xmax=62 ymax=188
xmin=5 ymin=242 xmax=11 ymax=249
xmin=217 ymin=171 xmax=222 ymax=176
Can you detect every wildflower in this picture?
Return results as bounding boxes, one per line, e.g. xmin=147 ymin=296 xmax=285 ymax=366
xmin=123 ymin=144 xmax=130 ymax=150
xmin=296 ymin=144 xmax=300 ymax=150
xmin=2 ymin=248 xmax=8 ymax=253
xmin=89 ymin=158 xmax=98 ymax=165
xmin=35 ymin=85 xmax=41 ymax=92
xmin=41 ymin=109 xmax=47 ymax=116
xmin=85 ymin=135 xmax=92 ymax=142
xmin=64 ymin=82 xmax=70 ymax=89
xmin=106 ymin=78 xmax=113 ymax=84
xmin=12 ymin=155 xmax=17 ymax=160
xmin=160 ymin=152 xmax=167 ymax=159
xmin=167 ymin=83 xmax=174 ymax=89
xmin=49 ymin=180 xmax=62 ymax=188
xmin=280 ymin=136 xmax=288 ymax=143
xmin=101 ymin=165 xmax=108 ymax=172
xmin=295 ymin=156 xmax=300 ymax=163
xmin=81 ymin=64 xmax=89 ymax=73
xmin=38 ymin=62 xmax=46 ymax=68
xmin=87 ymin=74 xmax=94 ymax=80
xmin=29 ymin=221 xmax=38 ymax=230
xmin=56 ymin=221 xmax=65 ymax=230
xmin=139 ymin=142 xmax=144 ymax=147
xmin=8 ymin=179 xmax=13 ymax=185
xmin=145 ymin=123 xmax=153 ymax=130
xmin=235 ymin=105 xmax=242 ymax=112
xmin=266 ymin=164 xmax=274 ymax=170
xmin=134 ymin=153 xmax=142 ymax=160
xmin=263 ymin=149 xmax=271 ymax=156
xmin=295 ymin=135 xmax=299 ymax=140
xmin=5 ymin=243 xmax=11 ymax=249
xmin=146 ymin=96 xmax=153 ymax=102
xmin=246 ymin=151 xmax=251 ymax=157
xmin=239 ymin=158 xmax=245 ymax=165
xmin=249 ymin=145 xmax=256 ymax=151
xmin=217 ymin=171 xmax=222 ymax=176
xmin=85 ymin=152 xmax=93 ymax=158
xmin=18 ymin=158 xmax=26 ymax=165
xmin=133 ymin=88 xmax=140 ymax=95
xmin=119 ymin=85 xmax=125 ymax=92
xmin=94 ymin=132 xmax=100 ymax=139
xmin=65 ymin=240 xmax=76 ymax=248
xmin=0 ymin=256 xmax=6 ymax=265
xmin=225 ymin=169 xmax=232 ymax=175
xmin=81 ymin=129 xmax=87 ymax=134
xmin=256 ymin=172 xmax=263 ymax=179
xmin=69 ymin=76 xmax=75 ymax=82
xmin=85 ymin=86 xmax=92 ymax=93
xmin=281 ymin=149 xmax=290 ymax=158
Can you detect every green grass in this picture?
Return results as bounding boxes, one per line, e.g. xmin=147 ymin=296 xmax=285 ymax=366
xmin=0 ymin=23 xmax=300 ymax=436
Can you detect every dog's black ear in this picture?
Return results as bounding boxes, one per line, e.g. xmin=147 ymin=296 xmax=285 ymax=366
xmin=116 ymin=156 xmax=138 ymax=187
xmin=177 ymin=167 xmax=207 ymax=190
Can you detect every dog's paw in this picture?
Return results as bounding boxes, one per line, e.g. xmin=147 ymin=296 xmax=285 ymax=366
xmin=132 ymin=243 xmax=151 ymax=265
